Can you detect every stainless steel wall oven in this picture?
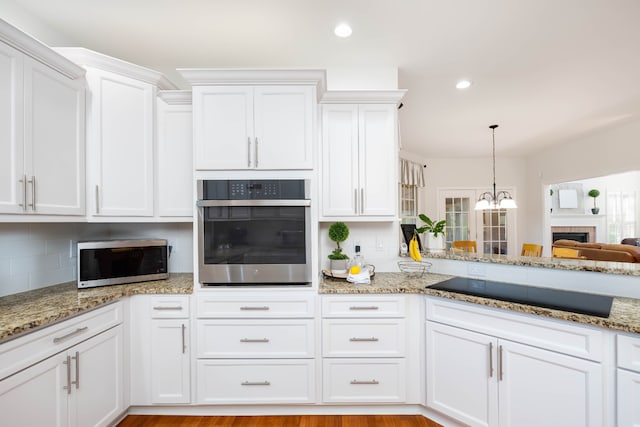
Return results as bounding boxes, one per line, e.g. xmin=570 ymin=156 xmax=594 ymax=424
xmin=196 ymin=179 xmax=311 ymax=286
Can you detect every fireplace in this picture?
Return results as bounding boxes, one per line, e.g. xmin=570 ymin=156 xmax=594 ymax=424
xmin=551 ymin=226 xmax=596 ymax=243
xmin=552 ymin=232 xmax=589 ymax=243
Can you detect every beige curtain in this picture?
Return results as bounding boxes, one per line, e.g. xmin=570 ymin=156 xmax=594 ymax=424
xmin=400 ymin=158 xmax=425 ymax=187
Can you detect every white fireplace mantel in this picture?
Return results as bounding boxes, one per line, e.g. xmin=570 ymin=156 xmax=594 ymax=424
xmin=550 ymin=214 xmax=607 ymax=242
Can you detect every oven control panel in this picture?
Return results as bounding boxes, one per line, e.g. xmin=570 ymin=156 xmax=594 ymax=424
xmin=202 ymin=180 xmax=307 ymax=200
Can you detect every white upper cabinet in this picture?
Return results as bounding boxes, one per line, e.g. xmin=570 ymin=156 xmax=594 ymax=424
xmin=85 ymin=68 xmax=155 ymax=217
xmin=0 ymin=21 xmax=86 ymax=217
xmin=193 ymin=85 xmax=314 ymax=170
xmin=181 ymin=69 xmax=325 ymax=171
xmin=320 ymin=91 xmax=405 ymax=220
xmin=24 ymin=57 xmax=85 ymax=215
xmin=156 ymin=92 xmax=193 ymax=218
xmin=55 ymin=47 xmax=179 ymax=219
xmin=0 ymin=41 xmax=24 ymax=214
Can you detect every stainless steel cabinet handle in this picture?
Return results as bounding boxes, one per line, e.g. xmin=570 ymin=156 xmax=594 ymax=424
xmin=153 ymin=306 xmax=183 ymax=311
xmin=241 ymin=381 xmax=270 ymax=386
xmin=350 ymin=379 xmax=379 ymax=385
xmin=19 ymin=175 xmax=27 ymax=211
xmin=489 ymin=342 xmax=494 ymax=378
xmin=255 ymin=137 xmax=259 ymax=168
xmin=30 ymin=176 xmax=35 ymax=210
xmin=240 ymin=338 xmax=269 ymax=343
xmin=53 ymin=327 xmax=88 ymax=344
xmin=498 ymin=345 xmax=503 ymax=381
xmin=181 ymin=324 xmax=186 ymax=354
xmin=63 ymin=355 xmax=72 ymax=394
xmin=349 ymin=306 xmax=379 ymax=310
xmin=247 ymin=137 xmax=251 ymax=167
xmin=95 ymin=185 xmax=99 ymax=214
xmin=240 ymin=306 xmax=270 ymax=311
xmin=360 ymin=188 xmax=364 ymax=214
xmin=349 ymin=337 xmax=379 ymax=342
xmin=72 ymin=351 xmax=80 ymax=389
xmin=354 ymin=189 xmax=358 ymax=214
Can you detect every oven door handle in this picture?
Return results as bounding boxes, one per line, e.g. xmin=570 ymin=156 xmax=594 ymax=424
xmin=196 ymin=199 xmax=311 ymax=207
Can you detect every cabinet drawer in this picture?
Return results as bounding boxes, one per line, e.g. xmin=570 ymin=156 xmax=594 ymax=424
xmin=150 ymin=295 xmax=190 ymax=318
xmin=618 ymin=334 xmax=640 ymax=373
xmin=425 ymin=296 xmax=604 ymax=361
xmin=0 ymin=302 xmax=122 ymax=381
xmin=196 ymin=359 xmax=315 ymax=404
xmin=322 ymin=296 xmax=406 ymax=318
xmin=322 ymin=358 xmax=405 ymax=403
xmin=197 ymin=319 xmax=314 ymax=358
xmin=322 ymin=319 xmax=405 ymax=357
xmin=197 ymin=295 xmax=314 ymax=318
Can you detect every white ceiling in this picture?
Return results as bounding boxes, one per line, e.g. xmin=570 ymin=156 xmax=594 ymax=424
xmin=4 ymin=0 xmax=640 ymax=158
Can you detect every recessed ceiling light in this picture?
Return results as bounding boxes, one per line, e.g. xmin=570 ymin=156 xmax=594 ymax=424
xmin=456 ymin=80 xmax=472 ymax=90
xmin=334 ymin=23 xmax=352 ymax=38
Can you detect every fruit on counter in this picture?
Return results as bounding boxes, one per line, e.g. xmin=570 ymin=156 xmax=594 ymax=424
xmin=349 ymin=265 xmax=361 ymax=275
xmin=409 ymin=235 xmax=422 ymax=262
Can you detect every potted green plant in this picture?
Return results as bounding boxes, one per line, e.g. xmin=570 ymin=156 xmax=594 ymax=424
xmin=416 ymin=213 xmax=446 ymax=252
xmin=588 ymin=189 xmax=600 ymax=214
xmin=327 ymin=222 xmax=350 ymax=273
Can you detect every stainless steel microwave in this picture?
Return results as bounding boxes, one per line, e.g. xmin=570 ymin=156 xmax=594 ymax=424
xmin=77 ymin=239 xmax=169 ymax=289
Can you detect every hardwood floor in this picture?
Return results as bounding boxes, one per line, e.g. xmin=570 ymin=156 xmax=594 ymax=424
xmin=117 ymin=415 xmax=443 ymax=427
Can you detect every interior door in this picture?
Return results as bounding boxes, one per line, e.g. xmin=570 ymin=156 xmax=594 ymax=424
xmin=438 ymin=189 xmax=477 ymax=250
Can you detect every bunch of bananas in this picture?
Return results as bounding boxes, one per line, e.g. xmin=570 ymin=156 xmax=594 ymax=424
xmin=409 ymin=235 xmax=422 ymax=262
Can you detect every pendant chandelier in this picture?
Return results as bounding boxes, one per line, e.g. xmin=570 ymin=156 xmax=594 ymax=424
xmin=474 ymin=124 xmax=517 ymax=210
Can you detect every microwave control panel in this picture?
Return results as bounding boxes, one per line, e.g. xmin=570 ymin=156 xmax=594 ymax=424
xmin=202 ymin=180 xmax=306 ymax=200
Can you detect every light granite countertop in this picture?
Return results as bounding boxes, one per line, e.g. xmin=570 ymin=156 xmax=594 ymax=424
xmin=422 ymin=251 xmax=640 ymax=276
xmin=320 ymin=272 xmax=640 ymax=335
xmin=0 ymin=273 xmax=193 ymax=343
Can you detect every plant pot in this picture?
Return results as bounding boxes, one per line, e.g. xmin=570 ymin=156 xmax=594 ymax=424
xmin=329 ymin=259 xmax=348 ymax=274
xmin=591 ymin=207 xmax=600 ymax=215
xmin=424 ymin=233 xmax=445 ymax=252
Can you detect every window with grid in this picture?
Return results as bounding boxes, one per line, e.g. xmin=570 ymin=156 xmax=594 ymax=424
xmin=399 ymin=184 xmax=418 ymax=224
xmin=607 ymin=191 xmax=636 ymax=243
xmin=482 ymin=209 xmax=508 ymax=255
xmin=444 ymin=196 xmax=471 ymax=250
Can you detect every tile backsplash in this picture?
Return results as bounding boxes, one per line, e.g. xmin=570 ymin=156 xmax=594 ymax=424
xmin=0 ymin=222 xmax=193 ymax=297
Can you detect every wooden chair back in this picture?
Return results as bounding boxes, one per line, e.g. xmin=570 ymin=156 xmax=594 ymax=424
xmin=552 ymin=247 xmax=585 ymax=259
xmin=451 ymin=240 xmax=477 ymax=253
xmin=521 ymin=243 xmax=543 ymax=257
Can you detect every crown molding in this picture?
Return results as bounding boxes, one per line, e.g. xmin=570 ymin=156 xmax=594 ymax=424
xmin=320 ymin=90 xmax=407 ymax=105
xmin=0 ymin=19 xmax=85 ymax=79
xmin=158 ymin=90 xmax=192 ymax=105
xmin=54 ymin=47 xmax=178 ymax=90
xmin=177 ymin=68 xmax=327 ymax=99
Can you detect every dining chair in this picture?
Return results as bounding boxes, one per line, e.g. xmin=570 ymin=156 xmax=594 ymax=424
xmin=552 ymin=247 xmax=585 ymax=259
xmin=451 ymin=240 xmax=477 ymax=253
xmin=521 ymin=243 xmax=543 ymax=257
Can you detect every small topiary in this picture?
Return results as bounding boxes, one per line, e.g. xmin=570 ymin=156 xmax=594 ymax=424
xmin=328 ymin=222 xmax=349 ymax=260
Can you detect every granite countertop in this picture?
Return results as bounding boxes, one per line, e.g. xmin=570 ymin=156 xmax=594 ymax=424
xmin=0 ymin=273 xmax=193 ymax=343
xmin=423 ymin=251 xmax=640 ymax=276
xmin=320 ymin=272 xmax=640 ymax=335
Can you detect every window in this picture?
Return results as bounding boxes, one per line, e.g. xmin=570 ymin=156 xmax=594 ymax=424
xmin=607 ymin=191 xmax=636 ymax=243
xmin=399 ymin=184 xmax=418 ymax=224
xmin=482 ymin=209 xmax=508 ymax=254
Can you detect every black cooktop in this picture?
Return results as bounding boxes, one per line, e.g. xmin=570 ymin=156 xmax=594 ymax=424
xmin=429 ymin=277 xmax=614 ymax=318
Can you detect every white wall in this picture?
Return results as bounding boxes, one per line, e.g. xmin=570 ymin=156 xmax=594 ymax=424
xmin=0 ymin=223 xmax=193 ymax=297
xmin=0 ymin=1 xmax=73 ymax=45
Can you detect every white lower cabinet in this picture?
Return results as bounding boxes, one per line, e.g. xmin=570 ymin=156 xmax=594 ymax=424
xmin=129 ymin=295 xmax=191 ymax=405
xmin=195 ymin=292 xmax=316 ymax=404
xmin=425 ymin=297 xmax=604 ymax=427
xmin=0 ymin=324 xmax=123 ymax=427
xmin=321 ymin=295 xmax=408 ymax=403
xmin=617 ymin=333 xmax=640 ymax=427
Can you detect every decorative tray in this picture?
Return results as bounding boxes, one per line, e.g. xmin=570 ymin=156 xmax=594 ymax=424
xmin=321 ymin=265 xmax=375 ymax=280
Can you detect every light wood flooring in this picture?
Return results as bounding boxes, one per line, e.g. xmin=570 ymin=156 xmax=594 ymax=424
xmin=117 ymin=415 xmax=443 ymax=427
